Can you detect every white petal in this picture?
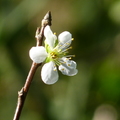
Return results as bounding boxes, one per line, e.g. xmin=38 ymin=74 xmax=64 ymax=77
xmin=59 ymin=64 xmax=78 ymax=76
xmin=29 ymin=46 xmax=47 ymax=63
xmin=59 ymin=58 xmax=78 ymax=76
xmin=62 ymin=57 xmax=77 ymax=68
xmin=44 ymin=25 xmax=57 ymax=48
xmin=41 ymin=61 xmax=59 ymax=84
xmin=58 ymin=31 xmax=72 ymax=45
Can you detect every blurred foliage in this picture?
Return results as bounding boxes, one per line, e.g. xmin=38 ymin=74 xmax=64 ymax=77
xmin=0 ymin=0 xmax=120 ymax=120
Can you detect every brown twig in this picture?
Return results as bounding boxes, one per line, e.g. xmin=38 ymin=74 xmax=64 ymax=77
xmin=13 ymin=11 xmax=52 ymax=120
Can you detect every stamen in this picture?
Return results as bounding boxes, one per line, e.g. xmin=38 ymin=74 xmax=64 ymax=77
xmin=54 ymin=59 xmax=61 ymax=66
xmin=54 ymin=32 xmax=56 ymax=35
xmin=58 ymin=59 xmax=64 ymax=64
xmin=72 ymin=38 xmax=74 ymax=41
xmin=64 ymin=55 xmax=75 ymax=58
xmin=53 ymin=68 xmax=57 ymax=71
xmin=62 ymin=68 xmax=64 ymax=71
xmin=65 ymin=58 xmax=69 ymax=61
xmin=68 ymin=64 xmax=71 ymax=66
xmin=53 ymin=65 xmax=57 ymax=71
xmin=69 ymin=46 xmax=72 ymax=49
xmin=57 ymin=39 xmax=72 ymax=50
xmin=58 ymin=49 xmax=62 ymax=52
xmin=60 ymin=46 xmax=72 ymax=53
xmin=73 ymin=55 xmax=75 ymax=57
xmin=58 ymin=44 xmax=62 ymax=47
xmin=66 ymin=43 xmax=70 ymax=45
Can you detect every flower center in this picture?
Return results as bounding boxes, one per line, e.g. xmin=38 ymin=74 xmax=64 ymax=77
xmin=50 ymin=52 xmax=58 ymax=59
xmin=45 ymin=41 xmax=75 ymax=65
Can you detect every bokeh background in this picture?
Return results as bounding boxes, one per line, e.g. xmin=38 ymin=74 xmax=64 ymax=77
xmin=0 ymin=0 xmax=120 ymax=120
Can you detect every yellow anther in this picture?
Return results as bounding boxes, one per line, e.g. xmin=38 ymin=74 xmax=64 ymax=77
xmin=68 ymin=64 xmax=71 ymax=66
xmin=53 ymin=66 xmax=57 ymax=71
xmin=54 ymin=32 xmax=56 ymax=35
xmin=65 ymin=58 xmax=69 ymax=61
xmin=59 ymin=49 xmax=62 ymax=52
xmin=59 ymin=45 xmax=62 ymax=47
xmin=66 ymin=43 xmax=70 ymax=45
xmin=62 ymin=68 xmax=64 ymax=71
xmin=72 ymin=38 xmax=74 ymax=41
xmin=73 ymin=55 xmax=75 ymax=57
xmin=53 ymin=68 xmax=57 ymax=71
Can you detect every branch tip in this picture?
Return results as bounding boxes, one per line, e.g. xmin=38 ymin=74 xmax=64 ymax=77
xmin=42 ymin=11 xmax=52 ymax=27
xmin=13 ymin=11 xmax=52 ymax=120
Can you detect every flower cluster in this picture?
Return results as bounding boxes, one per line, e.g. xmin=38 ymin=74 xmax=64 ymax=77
xmin=29 ymin=25 xmax=78 ymax=84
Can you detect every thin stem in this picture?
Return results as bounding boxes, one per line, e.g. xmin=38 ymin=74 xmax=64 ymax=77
xmin=13 ymin=62 xmax=40 ymax=120
xmin=13 ymin=11 xmax=52 ymax=120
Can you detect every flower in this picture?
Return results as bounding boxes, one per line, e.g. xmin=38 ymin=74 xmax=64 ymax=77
xmin=29 ymin=25 xmax=78 ymax=84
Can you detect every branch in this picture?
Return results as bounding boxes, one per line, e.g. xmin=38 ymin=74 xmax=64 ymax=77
xmin=13 ymin=11 xmax=52 ymax=120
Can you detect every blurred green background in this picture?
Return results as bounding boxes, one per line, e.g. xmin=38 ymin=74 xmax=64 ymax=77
xmin=0 ymin=0 xmax=120 ymax=120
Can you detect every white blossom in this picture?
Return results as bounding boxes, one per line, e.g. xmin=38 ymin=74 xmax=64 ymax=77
xmin=29 ymin=25 xmax=78 ymax=84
